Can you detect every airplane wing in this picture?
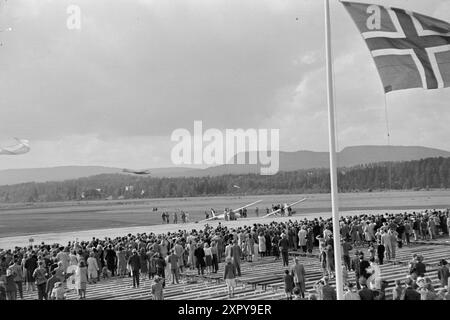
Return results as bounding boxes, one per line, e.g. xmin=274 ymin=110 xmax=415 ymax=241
xmin=231 ymin=200 xmax=262 ymax=213
xmin=263 ymin=198 xmax=307 ymax=218
xmin=0 ymin=138 xmax=30 ymax=155
xmin=263 ymin=208 xmax=281 ymax=218
xmin=197 ymin=208 xmax=219 ymax=223
xmin=287 ymin=198 xmax=308 ymax=208
xmin=198 ymin=216 xmax=219 ymax=223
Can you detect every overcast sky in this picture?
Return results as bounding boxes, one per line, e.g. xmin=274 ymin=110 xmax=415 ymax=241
xmin=0 ymin=0 xmax=449 ymax=169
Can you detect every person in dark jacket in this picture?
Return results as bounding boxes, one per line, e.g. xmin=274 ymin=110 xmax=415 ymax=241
xmin=376 ymin=240 xmax=385 ymax=265
xmin=320 ymin=276 xmax=337 ymax=300
xmin=155 ymin=254 xmax=166 ymax=287
xmin=358 ymin=277 xmax=375 ymax=300
xmin=230 ymin=241 xmax=242 ymax=276
xmin=194 ymin=243 xmax=206 ymax=275
xmin=283 ymin=269 xmax=295 ymax=300
xmin=401 ymin=278 xmax=421 ymax=300
xmin=410 ymin=255 xmax=426 ymax=277
xmin=104 ymin=245 xmax=117 ymax=276
xmin=374 ymin=280 xmax=389 ymax=300
xmin=358 ymin=253 xmax=371 ymax=280
xmin=127 ymin=249 xmax=141 ymax=288
xmin=279 ymin=234 xmax=290 ymax=267
xmin=24 ymin=253 xmax=38 ymax=292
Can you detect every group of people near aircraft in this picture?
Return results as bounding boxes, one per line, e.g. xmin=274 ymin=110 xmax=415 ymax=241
xmin=198 ymin=198 xmax=308 ymax=223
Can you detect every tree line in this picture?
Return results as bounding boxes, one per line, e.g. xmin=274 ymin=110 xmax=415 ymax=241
xmin=0 ymin=156 xmax=449 ymax=203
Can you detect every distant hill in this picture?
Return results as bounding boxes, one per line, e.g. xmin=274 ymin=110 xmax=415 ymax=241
xmin=1 ymin=156 xmax=450 ymax=203
xmin=0 ymin=145 xmax=449 ymax=185
xmin=188 ymin=145 xmax=450 ymax=176
xmin=0 ymin=166 xmax=202 ymax=186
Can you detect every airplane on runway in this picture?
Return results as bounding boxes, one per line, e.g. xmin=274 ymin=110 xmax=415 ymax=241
xmin=263 ymin=198 xmax=308 ymax=218
xmin=198 ymin=200 xmax=262 ymax=223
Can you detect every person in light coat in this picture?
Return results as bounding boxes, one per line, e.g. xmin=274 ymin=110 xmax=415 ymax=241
xmin=297 ymin=227 xmax=308 ymax=253
xmin=258 ymin=233 xmax=266 ymax=258
xmin=366 ymin=258 xmax=381 ymax=290
xmin=87 ymin=252 xmax=99 ymax=284
xmin=290 ymin=257 xmax=306 ymax=298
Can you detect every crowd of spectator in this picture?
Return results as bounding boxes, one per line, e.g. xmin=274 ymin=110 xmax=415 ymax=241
xmin=0 ymin=208 xmax=449 ymax=300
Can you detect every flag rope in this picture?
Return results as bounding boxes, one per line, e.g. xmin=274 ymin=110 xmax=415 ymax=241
xmin=384 ymin=93 xmax=392 ymax=190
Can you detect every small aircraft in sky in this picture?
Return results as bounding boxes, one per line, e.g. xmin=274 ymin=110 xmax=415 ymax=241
xmin=0 ymin=138 xmax=30 ymax=155
xmin=263 ymin=198 xmax=308 ymax=218
xmin=122 ymin=168 xmax=151 ymax=175
xmin=198 ymin=200 xmax=262 ymax=223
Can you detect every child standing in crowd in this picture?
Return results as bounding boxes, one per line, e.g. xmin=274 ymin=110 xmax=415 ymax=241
xmin=151 ymin=276 xmax=164 ymax=300
xmin=50 ymin=282 xmax=65 ymax=300
xmin=283 ymin=269 xmax=295 ymax=300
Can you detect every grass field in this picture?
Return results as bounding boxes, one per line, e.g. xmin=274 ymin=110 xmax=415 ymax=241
xmin=0 ymin=190 xmax=449 ymax=241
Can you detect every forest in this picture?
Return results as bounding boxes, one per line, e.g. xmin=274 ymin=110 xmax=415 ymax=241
xmin=0 ymin=157 xmax=449 ymax=203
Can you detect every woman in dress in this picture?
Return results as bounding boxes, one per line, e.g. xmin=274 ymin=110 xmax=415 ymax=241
xmin=187 ymin=240 xmax=196 ymax=270
xmin=148 ymin=251 xmax=157 ymax=280
xmin=75 ymin=260 xmax=88 ymax=299
xmin=204 ymin=243 xmax=213 ymax=274
xmin=258 ymin=233 xmax=266 ymax=258
xmin=86 ymin=252 xmax=99 ymax=284
xmin=246 ymin=234 xmax=254 ymax=262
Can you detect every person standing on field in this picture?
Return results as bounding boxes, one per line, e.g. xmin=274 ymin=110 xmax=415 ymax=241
xmin=291 ymin=257 xmax=306 ymax=299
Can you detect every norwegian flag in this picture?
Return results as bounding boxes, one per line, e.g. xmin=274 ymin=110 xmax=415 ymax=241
xmin=342 ymin=1 xmax=450 ymax=93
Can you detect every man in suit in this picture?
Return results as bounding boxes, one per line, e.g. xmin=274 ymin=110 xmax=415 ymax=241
xmin=230 ymin=241 xmax=242 ymax=277
xmin=279 ymin=234 xmax=290 ymax=267
xmin=358 ymin=253 xmax=371 ymax=281
xmin=291 ymin=257 xmax=306 ymax=298
xmin=128 ymin=249 xmax=141 ymax=288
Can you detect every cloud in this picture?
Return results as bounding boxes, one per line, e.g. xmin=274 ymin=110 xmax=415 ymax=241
xmin=0 ymin=0 xmax=449 ymax=169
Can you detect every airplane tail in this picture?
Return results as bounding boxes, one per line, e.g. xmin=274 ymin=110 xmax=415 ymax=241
xmin=211 ymin=208 xmax=216 ymax=218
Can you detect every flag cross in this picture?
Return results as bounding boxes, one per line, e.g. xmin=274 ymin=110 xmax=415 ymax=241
xmin=363 ymin=8 xmax=450 ymax=91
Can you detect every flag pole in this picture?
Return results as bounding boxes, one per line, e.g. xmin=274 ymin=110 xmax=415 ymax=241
xmin=324 ymin=0 xmax=344 ymax=300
